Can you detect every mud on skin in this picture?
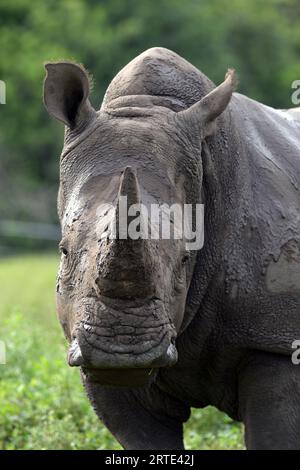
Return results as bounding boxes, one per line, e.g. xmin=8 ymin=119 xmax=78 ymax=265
xmin=43 ymin=47 xmax=300 ymax=450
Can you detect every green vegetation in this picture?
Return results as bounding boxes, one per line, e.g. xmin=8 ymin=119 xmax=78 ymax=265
xmin=0 ymin=255 xmax=244 ymax=450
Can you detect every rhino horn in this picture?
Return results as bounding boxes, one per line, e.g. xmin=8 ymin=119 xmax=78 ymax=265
xmin=96 ymin=167 xmax=154 ymax=299
xmin=115 ymin=166 xmax=141 ymax=239
xmin=118 ymin=166 xmax=140 ymax=206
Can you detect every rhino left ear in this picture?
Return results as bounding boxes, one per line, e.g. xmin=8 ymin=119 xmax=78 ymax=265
xmin=178 ymin=69 xmax=237 ymax=137
xmin=43 ymin=62 xmax=96 ymax=129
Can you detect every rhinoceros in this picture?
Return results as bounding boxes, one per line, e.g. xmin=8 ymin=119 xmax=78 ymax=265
xmin=43 ymin=47 xmax=300 ymax=450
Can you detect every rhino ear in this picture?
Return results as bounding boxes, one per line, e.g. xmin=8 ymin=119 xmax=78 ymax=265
xmin=43 ymin=62 xmax=96 ymax=129
xmin=178 ymin=69 xmax=237 ymax=137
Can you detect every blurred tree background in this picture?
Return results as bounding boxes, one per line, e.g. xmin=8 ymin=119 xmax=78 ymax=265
xmin=0 ymin=0 xmax=300 ymax=232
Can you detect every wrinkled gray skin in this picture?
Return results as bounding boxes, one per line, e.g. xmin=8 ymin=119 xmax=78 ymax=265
xmin=43 ymin=48 xmax=300 ymax=450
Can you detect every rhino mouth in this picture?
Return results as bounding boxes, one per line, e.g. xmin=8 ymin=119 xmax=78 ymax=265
xmin=81 ymin=366 xmax=158 ymax=388
xmin=68 ymin=296 xmax=177 ymax=385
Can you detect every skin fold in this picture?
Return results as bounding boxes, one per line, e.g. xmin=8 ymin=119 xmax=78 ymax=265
xmin=43 ymin=47 xmax=300 ymax=450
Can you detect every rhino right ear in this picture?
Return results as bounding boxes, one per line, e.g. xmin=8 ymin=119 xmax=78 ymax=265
xmin=43 ymin=62 xmax=96 ymax=129
xmin=177 ymin=69 xmax=237 ymax=137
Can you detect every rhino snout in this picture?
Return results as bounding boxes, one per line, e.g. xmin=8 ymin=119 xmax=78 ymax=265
xmin=67 ymin=334 xmax=177 ymax=370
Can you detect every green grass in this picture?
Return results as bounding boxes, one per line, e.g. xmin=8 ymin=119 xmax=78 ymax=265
xmin=0 ymin=255 xmax=244 ymax=450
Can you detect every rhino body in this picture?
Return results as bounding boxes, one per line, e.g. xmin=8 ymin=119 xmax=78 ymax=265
xmin=44 ymin=48 xmax=300 ymax=449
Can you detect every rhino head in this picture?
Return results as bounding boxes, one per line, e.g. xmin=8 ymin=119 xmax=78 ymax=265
xmin=43 ymin=59 xmax=235 ymax=387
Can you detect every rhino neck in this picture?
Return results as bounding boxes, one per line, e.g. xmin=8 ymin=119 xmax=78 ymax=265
xmin=182 ymin=101 xmax=249 ymax=333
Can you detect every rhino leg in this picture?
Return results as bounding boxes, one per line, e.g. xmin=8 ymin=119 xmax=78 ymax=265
xmin=239 ymin=351 xmax=300 ymax=449
xmin=82 ymin=378 xmax=185 ymax=450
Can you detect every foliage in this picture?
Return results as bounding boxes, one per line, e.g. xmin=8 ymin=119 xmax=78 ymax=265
xmin=0 ymin=255 xmax=244 ymax=449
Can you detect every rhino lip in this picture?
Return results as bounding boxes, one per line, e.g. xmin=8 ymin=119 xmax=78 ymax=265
xmin=68 ymin=338 xmax=84 ymax=366
xmin=68 ymin=295 xmax=178 ymax=370
xmin=68 ymin=332 xmax=178 ymax=370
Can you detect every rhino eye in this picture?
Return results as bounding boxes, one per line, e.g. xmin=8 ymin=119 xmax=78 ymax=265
xmin=181 ymin=254 xmax=189 ymax=265
xmin=60 ymin=246 xmax=69 ymax=257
